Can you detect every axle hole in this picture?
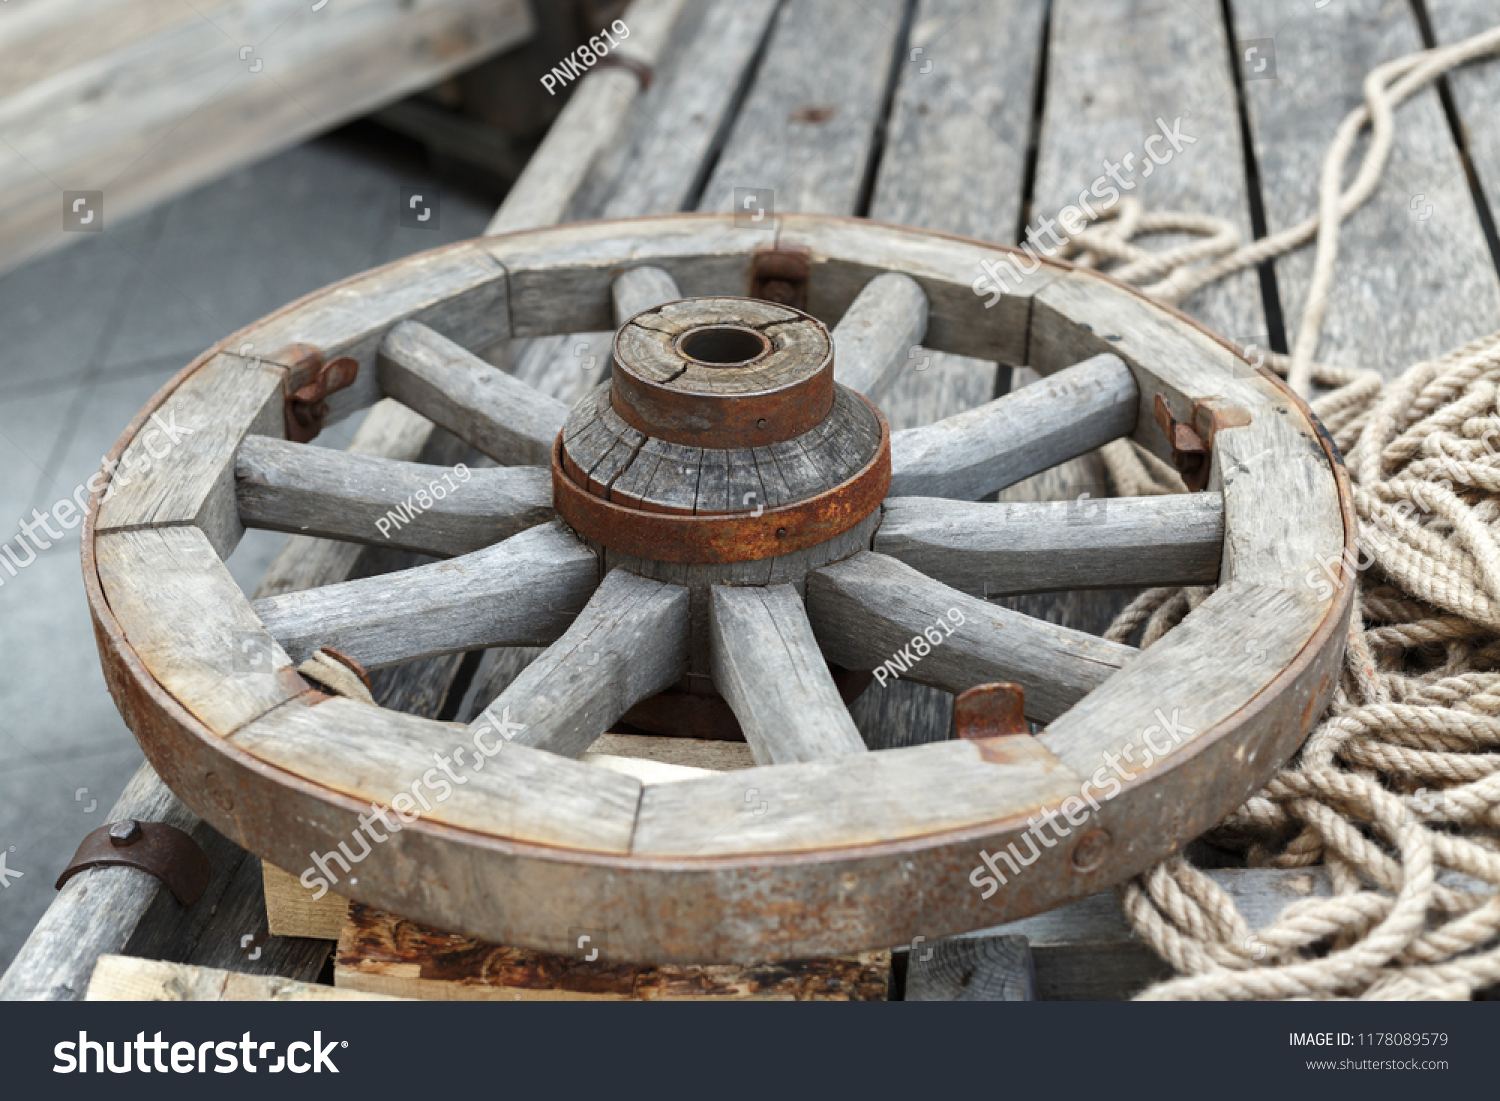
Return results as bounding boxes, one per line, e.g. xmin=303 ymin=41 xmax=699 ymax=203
xmin=678 ymin=326 xmax=769 ymax=366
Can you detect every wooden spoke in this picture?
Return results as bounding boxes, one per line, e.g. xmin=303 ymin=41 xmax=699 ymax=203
xmin=876 ymin=493 xmax=1224 ymax=597
xmin=612 ymin=265 xmax=682 ymax=322
xmin=889 ymin=352 xmax=1137 ymax=500
xmin=710 ymin=584 xmax=867 ymax=765
xmin=251 ymin=521 xmax=597 ymax=670
xmin=377 ymin=320 xmax=569 ymax=465
xmin=235 ymin=435 xmax=553 ymax=557
xmin=805 ymin=551 xmax=1135 ymax=723
xmin=832 ymin=272 xmax=929 ymax=402
xmin=474 ymin=569 xmax=690 ymax=759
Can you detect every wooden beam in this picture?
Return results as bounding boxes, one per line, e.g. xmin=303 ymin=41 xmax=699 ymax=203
xmin=251 ymin=521 xmax=598 ymax=669
xmin=710 ymin=584 xmax=868 ymax=765
xmin=876 ymin=493 xmax=1224 ymax=596
xmin=478 ymin=570 xmax=691 ymax=759
xmin=889 ymin=353 xmax=1137 ymax=500
xmin=236 ymin=435 xmax=553 ymax=557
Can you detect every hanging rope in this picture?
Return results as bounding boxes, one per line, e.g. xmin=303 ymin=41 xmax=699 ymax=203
xmin=1052 ymin=24 xmax=1500 ymax=999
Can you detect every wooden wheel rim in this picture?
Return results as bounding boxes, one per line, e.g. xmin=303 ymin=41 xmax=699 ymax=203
xmin=82 ymin=213 xmax=1355 ymax=964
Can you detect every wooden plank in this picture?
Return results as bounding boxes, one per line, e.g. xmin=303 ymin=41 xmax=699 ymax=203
xmin=699 ymin=0 xmax=906 ymax=216
xmin=236 ymin=435 xmax=553 ymax=557
xmin=485 ymin=0 xmax=697 ymax=233
xmin=231 ymin=697 xmax=643 ymax=854
xmin=250 ymin=521 xmax=599 ymax=669
xmin=710 ymin=584 xmax=868 ymax=765
xmin=588 ymin=732 xmax=756 ymax=772
xmin=263 ymin=862 xmax=350 ymax=942
xmin=1034 ymin=0 xmax=1263 ymax=343
xmin=1231 ymin=0 xmax=1500 ymax=377
xmin=378 ymin=320 xmax=569 ymax=466
xmin=832 ymin=272 xmax=930 ymax=401
xmin=889 ymin=352 xmax=1138 ymax=500
xmin=95 ymin=353 xmax=284 ymax=559
xmin=1425 ymin=0 xmax=1500 ymax=255
xmin=0 ymin=0 xmax=535 ymax=275
xmin=631 ymin=734 xmax=1082 ymax=856
xmin=480 ymin=570 xmax=691 ymax=759
xmin=904 ymin=934 xmax=1034 ymax=1001
xmin=96 ymin=526 xmax=306 ymax=737
xmin=335 ymin=904 xmax=890 ymax=1000
xmin=876 ymin=492 xmax=1224 ymax=597
xmin=1039 ymin=583 xmax=1324 ymax=781
xmin=86 ymin=955 xmax=403 ymax=1002
xmin=805 ymin=551 xmax=1136 ymax=723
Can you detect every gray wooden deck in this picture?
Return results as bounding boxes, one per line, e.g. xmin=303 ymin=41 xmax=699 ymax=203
xmin=3 ymin=0 xmax=1499 ymax=1000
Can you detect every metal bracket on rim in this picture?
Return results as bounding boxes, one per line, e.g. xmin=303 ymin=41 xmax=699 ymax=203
xmin=751 ymin=245 xmax=810 ymax=310
xmin=55 ymin=819 xmax=211 ymax=906
xmin=1153 ymin=395 xmax=1253 ymax=492
xmin=279 ymin=343 xmax=360 ymax=444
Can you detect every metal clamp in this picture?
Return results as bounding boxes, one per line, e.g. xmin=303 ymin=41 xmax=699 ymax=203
xmin=955 ymin=683 xmax=1030 ymax=740
xmin=55 ymin=820 xmax=211 ymax=906
xmin=279 ymin=343 xmax=360 ymax=444
xmin=751 ymin=245 xmax=810 ymax=310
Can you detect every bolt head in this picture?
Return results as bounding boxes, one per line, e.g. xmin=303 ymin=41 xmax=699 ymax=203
xmin=108 ymin=819 xmax=143 ymax=847
xmin=1070 ymin=828 xmax=1111 ymax=872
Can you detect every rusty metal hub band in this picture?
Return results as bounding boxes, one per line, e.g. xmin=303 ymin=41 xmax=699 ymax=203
xmin=552 ymin=408 xmax=891 ymax=563
xmin=609 ymin=296 xmax=834 ymax=448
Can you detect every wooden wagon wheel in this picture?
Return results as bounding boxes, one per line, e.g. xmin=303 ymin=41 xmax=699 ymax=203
xmin=83 ymin=214 xmax=1354 ymax=964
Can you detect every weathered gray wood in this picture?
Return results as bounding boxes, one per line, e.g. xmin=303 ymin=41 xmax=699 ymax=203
xmin=87 ymin=956 xmax=398 ymax=1001
xmin=853 ymin=0 xmax=1052 ymax=753
xmin=480 ymin=570 xmax=691 ymax=759
xmin=832 ymin=273 xmax=930 ymax=402
xmin=255 ymin=399 xmax=444 ymax=598
xmin=251 ymin=521 xmax=599 ymax=670
xmin=96 ymin=526 xmax=304 ymax=736
xmin=0 ymin=0 xmax=535 ymax=276
xmin=1039 ymin=583 xmax=1323 ymax=780
xmin=1425 ymin=0 xmax=1500 ymax=259
xmin=232 ymin=697 xmax=643 ymax=853
xmin=710 ymin=583 xmax=868 ymax=765
xmin=806 ymin=551 xmax=1136 ymax=723
xmin=1036 ymin=0 xmax=1263 ymax=339
xmin=612 ymin=265 xmax=684 ymax=323
xmin=1212 ymin=413 xmax=1346 ymax=594
xmin=236 ymin=435 xmax=553 ymax=557
xmin=877 ymin=493 xmax=1224 ymax=597
xmin=378 ymin=320 xmax=569 ymax=466
xmin=699 ymin=0 xmax=906 ymax=216
xmin=889 ymin=353 xmax=1138 ymax=500
xmin=95 ymin=353 xmax=284 ymax=559
xmin=631 ymin=734 xmax=1082 ymax=856
xmin=0 ymin=764 xmax=204 ymax=1000
xmin=485 ymin=0 xmax=697 ymax=234
xmin=240 ymin=244 xmax=511 ymax=423
xmin=1231 ymin=0 xmax=1500 ymax=378
xmin=904 ymin=934 xmax=1034 ymax=1001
